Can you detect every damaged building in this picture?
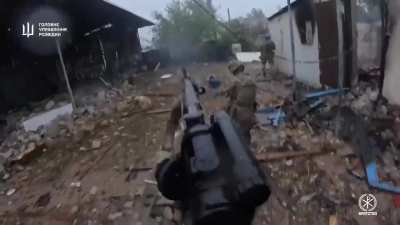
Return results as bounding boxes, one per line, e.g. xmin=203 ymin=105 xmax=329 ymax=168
xmin=0 ymin=0 xmax=153 ymax=114
xmin=268 ymin=0 xmax=400 ymax=106
xmin=268 ymin=0 xmax=358 ymax=88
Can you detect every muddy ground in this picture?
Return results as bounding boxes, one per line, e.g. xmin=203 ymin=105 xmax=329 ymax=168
xmin=0 ymin=62 xmax=399 ymax=225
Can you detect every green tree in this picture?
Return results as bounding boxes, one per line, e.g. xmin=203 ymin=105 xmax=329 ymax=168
xmin=153 ymin=0 xmax=219 ymax=61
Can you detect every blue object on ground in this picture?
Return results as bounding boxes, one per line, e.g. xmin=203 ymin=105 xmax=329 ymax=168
xmin=208 ymin=78 xmax=222 ymax=89
xmin=365 ymin=162 xmax=400 ymax=194
xmin=256 ymin=107 xmax=286 ymax=127
xmin=304 ymin=88 xmax=349 ymax=100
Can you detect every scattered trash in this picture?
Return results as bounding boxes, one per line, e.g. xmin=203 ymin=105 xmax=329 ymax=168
xmin=256 ymin=107 xmax=286 ymax=127
xmin=337 ymin=107 xmax=400 ymax=194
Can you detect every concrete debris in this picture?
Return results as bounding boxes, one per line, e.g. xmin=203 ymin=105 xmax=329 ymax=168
xmin=124 ymin=201 xmax=134 ymax=208
xmin=134 ymin=96 xmax=153 ymax=110
xmin=70 ymin=205 xmax=79 ymax=215
xmin=23 ymin=104 xmax=73 ymax=132
xmin=13 ymin=142 xmax=47 ymax=165
xmin=91 ymin=140 xmax=102 ymax=149
xmin=45 ymin=100 xmax=56 ymax=111
xmin=70 ymin=182 xmax=81 ymax=188
xmin=228 ymin=61 xmax=245 ymax=75
xmin=6 ymin=188 xmax=16 ymax=196
xmin=89 ymin=186 xmax=98 ymax=195
xmin=235 ymin=52 xmax=261 ymax=62
xmin=298 ymin=193 xmax=317 ymax=204
xmin=1 ymin=63 xmax=399 ymax=225
xmin=108 ymin=212 xmax=123 ymax=221
xmin=161 ymin=74 xmax=173 ymax=79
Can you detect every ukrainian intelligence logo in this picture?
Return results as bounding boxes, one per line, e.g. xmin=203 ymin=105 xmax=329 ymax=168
xmin=22 ymin=22 xmax=35 ymax=38
xmin=358 ymin=194 xmax=378 ymax=216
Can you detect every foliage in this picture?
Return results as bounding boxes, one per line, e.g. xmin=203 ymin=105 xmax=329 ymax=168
xmin=152 ymin=1 xmax=269 ymax=61
xmin=226 ymin=8 xmax=269 ymax=51
xmin=152 ymin=0 xmax=220 ymax=61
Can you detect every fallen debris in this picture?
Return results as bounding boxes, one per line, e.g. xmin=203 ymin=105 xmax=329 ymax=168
xmin=13 ymin=142 xmax=47 ymax=165
xmin=126 ymin=167 xmax=153 ymax=182
xmin=6 ymin=188 xmax=16 ymax=196
xmin=256 ymin=149 xmax=334 ymax=162
xmin=35 ymin=192 xmax=51 ymax=207
xmin=89 ymin=186 xmax=98 ymax=195
xmin=70 ymin=182 xmax=81 ymax=188
xmin=235 ymin=52 xmax=261 ymax=62
xmin=91 ymin=139 xmax=102 ymax=149
xmin=329 ymin=215 xmax=338 ymax=225
xmin=22 ymin=104 xmax=73 ymax=132
xmin=146 ymin=109 xmax=172 ymax=115
xmin=108 ymin=212 xmax=123 ymax=221
xmin=161 ymin=74 xmax=173 ymax=79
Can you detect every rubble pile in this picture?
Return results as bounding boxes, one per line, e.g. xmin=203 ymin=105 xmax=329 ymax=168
xmin=252 ymin=74 xmax=400 ymax=225
xmin=0 ymin=82 xmax=154 ymax=183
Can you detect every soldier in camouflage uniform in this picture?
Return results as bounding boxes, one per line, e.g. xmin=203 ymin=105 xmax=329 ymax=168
xmin=223 ymin=62 xmax=257 ymax=144
xmin=260 ymin=35 xmax=276 ymax=77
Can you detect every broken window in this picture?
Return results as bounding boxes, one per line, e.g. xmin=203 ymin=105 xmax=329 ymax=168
xmin=295 ymin=0 xmax=316 ymax=45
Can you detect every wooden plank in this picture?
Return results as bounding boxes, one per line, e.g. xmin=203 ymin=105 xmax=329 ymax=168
xmin=256 ymin=149 xmax=335 ymax=162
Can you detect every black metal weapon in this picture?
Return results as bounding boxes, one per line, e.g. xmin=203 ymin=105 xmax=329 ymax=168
xmin=156 ymin=68 xmax=270 ymax=225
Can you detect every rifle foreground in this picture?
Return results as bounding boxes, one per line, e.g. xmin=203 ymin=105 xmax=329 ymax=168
xmin=156 ymin=70 xmax=270 ymax=225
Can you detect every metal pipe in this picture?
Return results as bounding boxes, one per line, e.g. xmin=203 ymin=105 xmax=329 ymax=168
xmin=56 ymin=39 xmax=77 ymax=111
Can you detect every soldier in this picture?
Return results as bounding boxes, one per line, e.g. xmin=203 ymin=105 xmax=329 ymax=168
xmin=223 ymin=62 xmax=257 ymax=144
xmin=260 ymin=34 xmax=276 ymax=77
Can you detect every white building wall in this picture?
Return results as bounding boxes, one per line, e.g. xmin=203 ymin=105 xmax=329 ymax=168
xmin=357 ymin=22 xmax=381 ymax=71
xmin=383 ymin=0 xmax=400 ymax=105
xmin=383 ymin=21 xmax=400 ymax=105
xmin=269 ymin=11 xmax=321 ymax=87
